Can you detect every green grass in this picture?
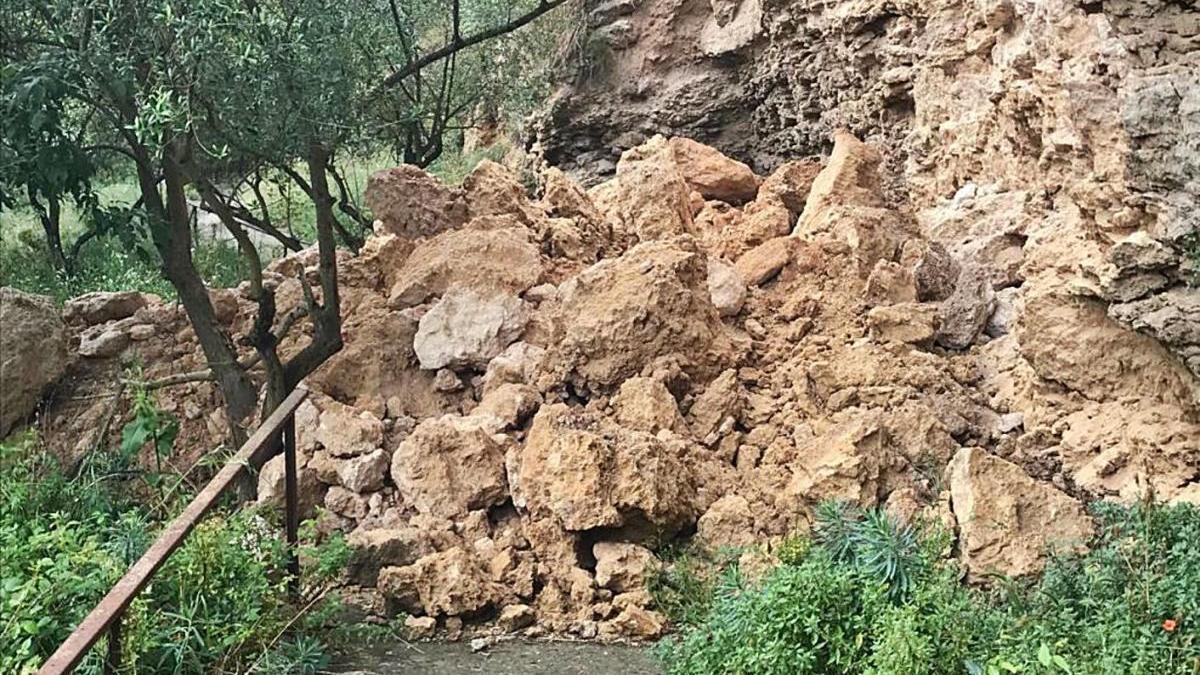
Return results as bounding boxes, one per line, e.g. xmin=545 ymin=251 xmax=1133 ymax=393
xmin=655 ymin=502 xmax=1200 ymax=675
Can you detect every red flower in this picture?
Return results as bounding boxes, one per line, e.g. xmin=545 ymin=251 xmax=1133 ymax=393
xmin=1163 ymin=619 xmax=1177 ymax=632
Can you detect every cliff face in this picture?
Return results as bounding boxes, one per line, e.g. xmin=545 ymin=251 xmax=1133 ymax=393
xmin=537 ymin=0 xmax=1200 ymax=410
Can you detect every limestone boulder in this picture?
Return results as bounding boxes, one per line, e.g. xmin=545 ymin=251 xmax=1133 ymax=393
xmin=604 ymin=136 xmax=696 ymax=242
xmin=696 ymin=494 xmax=757 ymax=550
xmin=948 ymin=447 xmax=1094 ymax=582
xmin=337 ymin=448 xmax=390 ymax=493
xmin=346 ymin=526 xmax=435 ymax=585
xmin=63 ymin=291 xmax=148 ymax=326
xmin=611 ymin=377 xmax=685 ymax=435
xmin=315 ymin=400 xmax=384 ymax=458
xmin=756 ymin=160 xmax=822 ymax=215
xmin=511 ymin=404 xmax=697 ymax=540
xmin=387 ymin=227 xmax=543 ymax=308
xmin=593 ymin=542 xmax=657 ymax=593
xmin=256 ymin=452 xmax=327 ymax=520
xmin=667 ymin=137 xmax=761 ymax=205
xmin=785 ymin=418 xmax=891 ymax=508
xmin=734 ymin=236 xmax=792 ymax=287
xmin=413 ymin=290 xmax=528 ymax=370
xmin=390 ymin=415 xmax=509 ymax=519
xmin=539 ymin=238 xmax=732 ymax=392
xmin=0 ymin=288 xmax=68 ymax=437
xmin=795 ymin=131 xmax=885 ymax=233
xmin=365 ymin=165 xmax=468 ymax=239
xmin=463 ymin=160 xmax=541 ymax=225
xmin=379 ymin=547 xmax=503 ymax=617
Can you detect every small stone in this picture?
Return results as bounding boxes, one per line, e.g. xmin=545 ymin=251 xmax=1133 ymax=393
xmin=497 ymin=604 xmax=536 ymax=632
xmin=744 ymin=318 xmax=767 ymax=339
xmin=433 ymin=368 xmax=464 ymax=392
xmin=404 ymin=615 xmax=437 ymax=639
xmin=470 ymin=637 xmax=493 ymax=653
xmin=445 ymin=617 xmax=465 ymax=641
xmin=707 ymin=258 xmax=747 ymax=317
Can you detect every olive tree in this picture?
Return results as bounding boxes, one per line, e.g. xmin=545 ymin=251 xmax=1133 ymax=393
xmin=0 ymin=0 xmax=569 ymax=441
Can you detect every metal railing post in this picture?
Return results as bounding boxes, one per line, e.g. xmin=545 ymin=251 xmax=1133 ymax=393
xmin=283 ymin=412 xmax=300 ymax=598
xmin=103 ymin=614 xmax=120 ymax=675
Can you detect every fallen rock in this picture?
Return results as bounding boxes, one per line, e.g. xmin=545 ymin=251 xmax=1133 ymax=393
xmin=463 ymin=160 xmax=541 ymax=225
xmin=365 ymin=165 xmax=468 ymax=238
xmin=0 ymin=288 xmax=67 ymax=437
xmin=315 ymin=400 xmax=384 ymax=458
xmin=948 ymin=447 xmax=1094 ymax=582
xmin=497 ymin=604 xmax=536 ymax=632
xmin=511 ymin=404 xmax=697 ymax=540
xmin=603 ymin=136 xmax=696 ymax=242
xmin=902 ymin=240 xmax=961 ymax=302
xmin=346 ymin=527 xmax=433 ymax=585
xmin=707 ymin=258 xmax=747 ymax=317
xmin=78 ymin=325 xmax=131 ymax=358
xmin=404 ymin=615 xmax=438 ymax=639
xmin=387 ymin=227 xmax=543 ymax=308
xmin=63 ymin=291 xmax=147 ymax=326
xmin=696 ymin=494 xmax=757 ymax=550
xmin=337 ymin=448 xmax=389 ymax=493
xmin=756 ymin=160 xmax=822 ymax=215
xmin=256 ymin=452 xmax=327 ymax=520
xmin=390 ymin=415 xmax=509 ymax=519
xmin=936 ymin=265 xmax=996 ymax=349
xmin=795 ymin=131 xmax=885 ymax=233
xmin=611 ymin=377 xmax=684 ymax=434
xmin=593 ymin=542 xmax=657 ymax=593
xmin=1108 ymin=286 xmax=1199 ymax=379
xmin=734 ymin=236 xmax=792 ymax=287
xmin=864 ymin=260 xmax=917 ymax=306
xmin=474 ymin=383 xmax=541 ymax=430
xmin=379 ymin=547 xmax=503 ymax=617
xmin=667 ymin=137 xmax=761 ymax=204
xmin=867 ymin=303 xmax=940 ymax=346
xmin=413 ymin=290 xmax=528 ymax=370
xmin=540 ymin=238 xmax=732 ymax=392
xmin=599 ymin=606 xmax=665 ymax=640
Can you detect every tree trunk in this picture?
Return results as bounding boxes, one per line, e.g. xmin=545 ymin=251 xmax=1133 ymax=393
xmin=154 ymin=150 xmax=258 ymax=441
xmin=29 ymin=189 xmax=70 ymax=274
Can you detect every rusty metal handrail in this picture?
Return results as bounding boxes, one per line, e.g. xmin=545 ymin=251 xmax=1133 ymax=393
xmin=37 ymin=385 xmax=311 ymax=675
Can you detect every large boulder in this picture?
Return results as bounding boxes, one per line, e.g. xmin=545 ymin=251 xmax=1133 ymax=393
xmin=463 ymin=160 xmax=542 ymax=225
xmin=600 ymin=136 xmax=696 ymax=243
xmin=387 ymin=227 xmax=543 ymax=308
xmin=795 ymin=131 xmax=886 ymax=233
xmin=936 ymin=265 xmax=996 ymax=349
xmin=593 ymin=542 xmax=657 ymax=593
xmin=510 ymin=404 xmax=697 ymax=541
xmin=538 ymin=237 xmax=732 ymax=392
xmin=378 ymin=546 xmax=503 ymax=617
xmin=63 ymin=291 xmax=148 ymax=326
xmin=1 ymin=288 xmax=68 ymax=437
xmin=667 ymin=137 xmax=761 ymax=205
xmin=413 ymin=290 xmax=528 ymax=370
xmin=390 ymin=415 xmax=509 ymax=519
xmin=365 ymin=165 xmax=468 ymax=239
xmin=948 ymin=447 xmax=1094 ymax=582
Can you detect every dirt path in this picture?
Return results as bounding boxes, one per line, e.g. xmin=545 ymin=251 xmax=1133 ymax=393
xmin=330 ymin=639 xmax=662 ymax=674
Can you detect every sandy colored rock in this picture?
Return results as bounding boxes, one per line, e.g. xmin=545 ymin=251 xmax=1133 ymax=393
xmin=786 ymin=418 xmax=891 ymax=508
xmin=667 ymin=137 xmax=761 ymax=204
xmin=63 ymin=291 xmax=148 ymax=326
xmin=387 ymin=227 xmax=543 ymax=308
xmin=365 ymin=165 xmax=468 ymax=239
xmin=256 ymin=452 xmax=327 ymax=520
xmin=734 ymin=236 xmax=792 ymax=287
xmin=498 ymin=604 xmax=536 ymax=632
xmin=380 ymin=547 xmax=502 ymax=617
xmin=390 ymin=415 xmax=509 ymax=519
xmin=511 ymin=404 xmax=697 ymax=539
xmin=593 ymin=542 xmax=657 ymax=593
xmin=864 ymin=260 xmax=917 ymax=307
xmin=474 ymin=383 xmax=541 ymax=430
xmin=611 ymin=377 xmax=684 ymax=434
xmin=795 ymin=131 xmax=885 ymax=233
xmin=603 ymin=136 xmax=696 ymax=242
xmin=413 ymin=290 xmax=528 ymax=370
xmin=1 ymin=288 xmax=67 ymax=437
xmin=539 ymin=238 xmax=732 ymax=392
xmin=867 ymin=303 xmax=939 ymax=346
xmin=346 ymin=527 xmax=433 ymax=585
xmin=337 ymin=448 xmax=389 ymax=493
xmin=463 ymin=160 xmax=541 ymax=225
xmin=315 ymin=400 xmax=384 ymax=458
xmin=707 ymin=258 xmax=746 ymax=317
xmin=697 ymin=494 xmax=757 ymax=550
xmin=404 ymin=615 xmax=437 ymax=639
xmin=948 ymin=447 xmax=1094 ymax=582
xmin=688 ymin=369 xmax=743 ymax=440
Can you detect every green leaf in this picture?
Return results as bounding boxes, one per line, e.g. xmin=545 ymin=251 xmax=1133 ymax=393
xmin=1037 ymin=644 xmax=1052 ymax=668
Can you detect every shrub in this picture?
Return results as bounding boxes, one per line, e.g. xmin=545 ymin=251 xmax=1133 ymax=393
xmin=659 ymin=501 xmax=1200 ymax=675
xmin=0 ymin=430 xmax=350 ymax=674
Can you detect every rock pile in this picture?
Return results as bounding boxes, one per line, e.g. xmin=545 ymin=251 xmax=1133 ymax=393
xmin=4 ymin=131 xmax=1196 ymax=641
